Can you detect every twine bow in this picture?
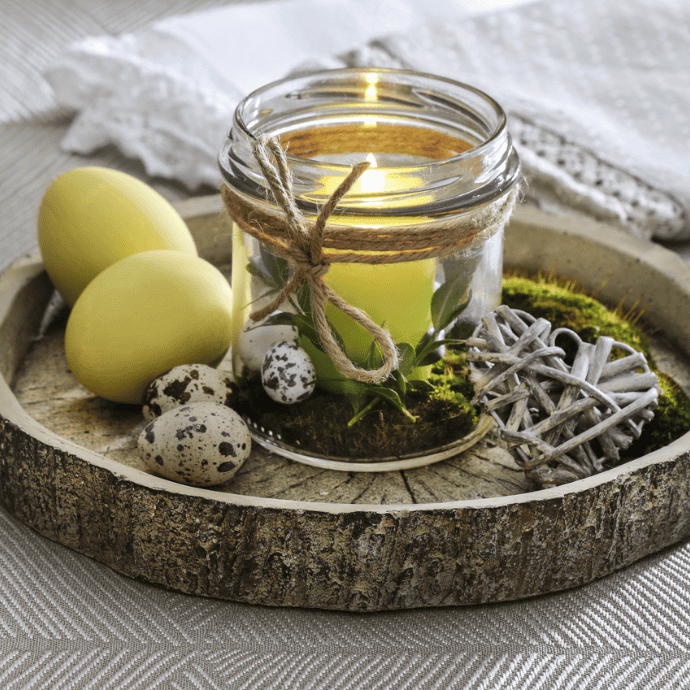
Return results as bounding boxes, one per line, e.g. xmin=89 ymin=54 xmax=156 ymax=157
xmin=221 ymin=135 xmax=520 ymax=384
xmin=244 ymin=135 xmax=400 ymax=384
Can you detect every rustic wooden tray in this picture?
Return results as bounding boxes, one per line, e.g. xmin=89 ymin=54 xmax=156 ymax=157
xmin=2 ymin=199 xmax=690 ymax=611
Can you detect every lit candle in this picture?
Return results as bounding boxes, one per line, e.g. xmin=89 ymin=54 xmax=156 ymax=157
xmin=220 ymin=68 xmax=521 ymax=393
xmin=305 ymin=155 xmax=435 ymax=390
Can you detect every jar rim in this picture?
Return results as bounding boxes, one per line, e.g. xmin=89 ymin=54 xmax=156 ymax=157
xmin=233 ymin=68 xmax=507 ymax=170
xmin=219 ymin=67 xmax=520 ymax=215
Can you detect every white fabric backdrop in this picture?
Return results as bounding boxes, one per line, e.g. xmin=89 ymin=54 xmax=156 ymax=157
xmin=45 ymin=0 xmax=690 ymax=240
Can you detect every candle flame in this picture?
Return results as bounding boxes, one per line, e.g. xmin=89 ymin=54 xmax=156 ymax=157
xmin=359 ymin=153 xmax=386 ymax=194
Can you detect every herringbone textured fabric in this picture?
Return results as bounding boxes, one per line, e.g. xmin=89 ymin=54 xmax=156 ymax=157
xmin=2 ymin=507 xmax=690 ymax=689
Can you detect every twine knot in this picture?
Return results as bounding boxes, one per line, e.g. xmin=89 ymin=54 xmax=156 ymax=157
xmin=303 ymin=262 xmax=331 ymax=280
xmin=221 ymin=134 xmax=520 ymax=385
xmin=241 ymin=134 xmax=399 ymax=384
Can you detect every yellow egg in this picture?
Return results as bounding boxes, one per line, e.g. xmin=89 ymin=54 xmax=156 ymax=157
xmin=38 ymin=167 xmax=197 ymax=306
xmin=65 ymin=250 xmax=233 ymax=405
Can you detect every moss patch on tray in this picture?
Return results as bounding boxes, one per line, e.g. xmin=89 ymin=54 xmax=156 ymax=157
xmin=501 ymin=272 xmax=648 ymax=359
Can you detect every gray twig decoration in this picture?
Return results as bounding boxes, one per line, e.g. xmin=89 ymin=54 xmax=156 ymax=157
xmin=466 ymin=305 xmax=660 ymax=487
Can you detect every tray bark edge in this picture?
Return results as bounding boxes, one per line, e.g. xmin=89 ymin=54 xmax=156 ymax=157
xmin=1 ymin=202 xmax=689 ymax=610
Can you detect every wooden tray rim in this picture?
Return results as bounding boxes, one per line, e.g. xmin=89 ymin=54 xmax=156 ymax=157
xmin=2 ymin=202 xmax=690 ymax=515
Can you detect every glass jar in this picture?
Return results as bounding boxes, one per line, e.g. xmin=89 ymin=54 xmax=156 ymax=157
xmin=218 ymin=68 xmax=520 ymax=469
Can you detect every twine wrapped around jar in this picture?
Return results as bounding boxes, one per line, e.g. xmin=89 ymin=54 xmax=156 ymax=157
xmin=221 ymin=134 xmax=519 ymax=384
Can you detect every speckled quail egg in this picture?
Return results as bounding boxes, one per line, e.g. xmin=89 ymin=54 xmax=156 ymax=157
xmin=237 ymin=315 xmax=298 ymax=371
xmin=261 ymin=340 xmax=316 ymax=404
xmin=142 ymin=363 xmax=239 ymax=422
xmin=138 ymin=402 xmax=250 ymax=487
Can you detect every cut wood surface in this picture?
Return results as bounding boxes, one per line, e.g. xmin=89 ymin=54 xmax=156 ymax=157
xmin=3 ymin=200 xmax=690 ymax=610
xmin=11 ymin=314 xmax=531 ymax=504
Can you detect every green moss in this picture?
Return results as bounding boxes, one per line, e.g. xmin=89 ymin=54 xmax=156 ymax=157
xmin=502 ymin=273 xmax=650 ymax=363
xmin=236 ymin=347 xmax=477 ymax=459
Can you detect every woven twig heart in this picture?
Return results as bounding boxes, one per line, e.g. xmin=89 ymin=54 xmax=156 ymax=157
xmin=466 ymin=305 xmax=660 ymax=488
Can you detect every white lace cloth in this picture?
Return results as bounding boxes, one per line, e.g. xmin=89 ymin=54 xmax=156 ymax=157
xmin=45 ymin=0 xmax=690 ymax=240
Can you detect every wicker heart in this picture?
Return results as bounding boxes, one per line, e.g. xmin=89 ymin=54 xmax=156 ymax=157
xmin=466 ymin=305 xmax=660 ymax=488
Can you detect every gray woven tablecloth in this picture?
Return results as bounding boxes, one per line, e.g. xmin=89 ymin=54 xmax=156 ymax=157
xmin=3 ymin=2 xmax=690 ymax=688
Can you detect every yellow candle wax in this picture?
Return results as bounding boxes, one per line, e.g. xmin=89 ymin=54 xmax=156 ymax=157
xmin=324 ymin=259 xmax=435 ymax=364
xmin=299 ymin=257 xmax=435 ymax=395
xmin=301 ymin=248 xmax=434 ymax=394
xmin=306 ymin=156 xmax=436 ymax=388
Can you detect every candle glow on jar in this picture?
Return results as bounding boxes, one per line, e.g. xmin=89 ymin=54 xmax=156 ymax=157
xmin=219 ymin=69 xmax=521 ymax=390
xmin=321 ymin=154 xmax=436 ymax=370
